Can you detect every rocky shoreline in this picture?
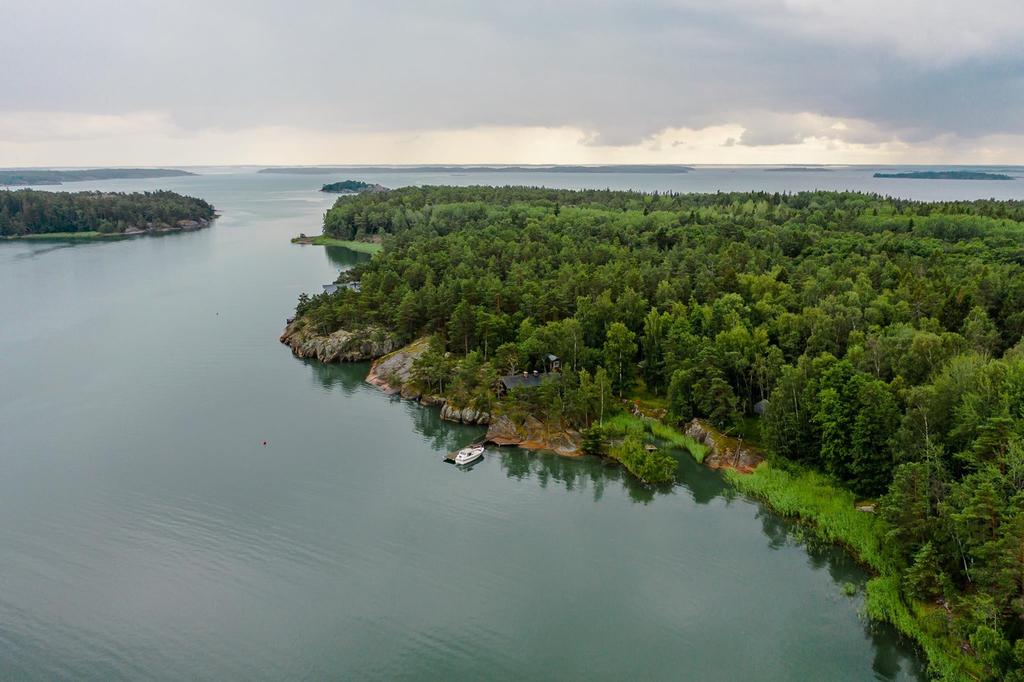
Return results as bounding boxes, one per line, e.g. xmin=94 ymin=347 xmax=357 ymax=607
xmin=280 ymin=320 xmax=399 ymax=363
xmin=283 ymin=328 xmax=764 ymax=466
xmin=684 ymin=419 xmax=763 ymax=472
xmin=122 ymin=217 xmax=215 ymax=236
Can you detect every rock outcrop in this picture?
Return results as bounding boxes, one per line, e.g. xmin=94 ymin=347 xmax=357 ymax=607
xmin=365 ymin=337 xmax=431 ymax=396
xmin=485 ymin=414 xmax=583 ymax=456
xmin=280 ymin=319 xmax=398 ymax=363
xmin=363 ymin=338 xmax=491 ymax=424
xmin=439 ymin=402 xmax=491 ymax=425
xmin=684 ymin=418 xmax=764 ymax=473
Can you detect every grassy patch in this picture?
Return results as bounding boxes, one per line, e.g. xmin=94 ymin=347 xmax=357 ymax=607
xmin=291 ymin=234 xmax=383 ymax=253
xmin=625 ymin=382 xmax=669 ymax=412
xmin=647 ymin=420 xmax=708 ymax=464
xmin=602 ymin=413 xmax=708 ymax=464
xmin=606 ymin=435 xmax=676 ymax=484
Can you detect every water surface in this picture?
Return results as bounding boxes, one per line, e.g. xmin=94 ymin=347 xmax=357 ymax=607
xmin=0 ymin=169 xmax=949 ymax=679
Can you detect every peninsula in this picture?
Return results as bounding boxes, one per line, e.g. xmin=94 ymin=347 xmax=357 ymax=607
xmin=0 ymin=189 xmax=215 ymax=239
xmin=282 ymin=184 xmax=1024 ymax=679
xmin=0 ymin=168 xmax=195 ymax=186
xmin=873 ymin=170 xmax=1013 ymax=180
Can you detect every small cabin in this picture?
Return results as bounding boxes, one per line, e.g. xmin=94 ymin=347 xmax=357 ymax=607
xmin=546 ymin=354 xmax=561 ymax=372
xmin=322 ymin=283 xmax=339 ymax=294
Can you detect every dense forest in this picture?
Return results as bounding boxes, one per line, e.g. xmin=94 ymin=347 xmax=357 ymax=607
xmin=0 ymin=190 xmax=215 ymax=237
xmin=295 ymin=185 xmax=1024 ymax=679
xmin=0 ymin=168 xmax=193 ymax=186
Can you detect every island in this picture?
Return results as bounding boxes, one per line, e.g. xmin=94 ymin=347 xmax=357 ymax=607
xmin=0 ymin=189 xmax=215 ymax=239
xmin=280 ymin=184 xmax=1024 ymax=680
xmin=874 ymin=170 xmax=1014 ymax=180
xmin=764 ymin=166 xmax=835 ymax=172
xmin=320 ymin=180 xmax=389 ymax=194
xmin=0 ymin=168 xmax=195 ymax=186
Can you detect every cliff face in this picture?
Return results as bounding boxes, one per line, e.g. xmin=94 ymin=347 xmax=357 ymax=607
xmin=365 ymin=337 xmax=430 ymax=396
xmin=280 ymin=319 xmax=398 ymax=363
xmin=684 ymin=418 xmax=764 ymax=473
xmin=363 ymin=337 xmax=491 ymax=425
xmin=485 ymin=415 xmax=583 ymax=457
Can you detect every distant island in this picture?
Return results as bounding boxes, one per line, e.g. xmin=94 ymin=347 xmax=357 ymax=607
xmin=873 ymin=170 xmax=1013 ymax=180
xmin=0 ymin=168 xmax=195 ymax=187
xmin=0 ymin=190 xmax=215 ymax=239
xmin=259 ymin=164 xmax=693 ymax=175
xmin=765 ymin=167 xmax=835 ymax=172
xmin=321 ymin=180 xmax=389 ymax=194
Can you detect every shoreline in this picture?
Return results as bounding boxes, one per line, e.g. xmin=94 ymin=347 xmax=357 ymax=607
xmin=282 ymin=323 xmax=964 ymax=678
xmin=290 ymin=234 xmax=382 ymax=254
xmin=3 ymin=217 xmax=215 ymax=241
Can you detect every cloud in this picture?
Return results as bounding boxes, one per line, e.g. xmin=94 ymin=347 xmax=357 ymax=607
xmin=1 ymin=1 xmax=1022 ymax=163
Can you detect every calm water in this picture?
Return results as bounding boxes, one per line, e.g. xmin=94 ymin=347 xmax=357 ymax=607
xmin=7 ymin=165 xmax=1016 ymax=680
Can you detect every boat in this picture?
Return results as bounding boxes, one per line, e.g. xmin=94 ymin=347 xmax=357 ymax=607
xmin=454 ymin=445 xmax=484 ymax=466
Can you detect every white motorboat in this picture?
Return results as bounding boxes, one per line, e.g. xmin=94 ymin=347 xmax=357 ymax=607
xmin=454 ymin=445 xmax=484 ymax=465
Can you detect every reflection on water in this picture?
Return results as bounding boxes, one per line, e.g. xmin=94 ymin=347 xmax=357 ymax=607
xmin=324 ymin=245 xmax=371 ymax=270
xmin=300 ymin=342 xmax=927 ymax=680
xmin=303 ymin=358 xmax=369 ymax=395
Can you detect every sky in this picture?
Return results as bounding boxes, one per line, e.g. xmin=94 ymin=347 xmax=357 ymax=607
xmin=2 ymin=0 xmax=1023 ymax=166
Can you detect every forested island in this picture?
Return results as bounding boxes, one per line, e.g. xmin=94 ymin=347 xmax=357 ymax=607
xmin=284 ymin=185 xmax=1024 ymax=679
xmin=0 ymin=168 xmax=194 ymax=186
xmin=0 ymin=190 xmax=215 ymax=238
xmin=320 ymin=180 xmax=389 ymax=194
xmin=875 ymin=171 xmax=1014 ymax=181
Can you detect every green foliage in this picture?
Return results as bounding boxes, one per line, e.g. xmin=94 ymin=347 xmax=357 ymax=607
xmin=0 ymin=189 xmax=214 ymax=236
xmin=607 ymin=434 xmax=676 ymax=484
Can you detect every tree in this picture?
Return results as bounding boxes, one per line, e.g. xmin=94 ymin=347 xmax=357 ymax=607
xmin=641 ymin=307 xmax=668 ymax=393
xmin=963 ymin=306 xmax=1001 ymax=355
xmin=447 ymin=300 xmax=475 ymax=354
xmin=603 ymin=322 xmax=637 ymax=397
xmin=850 ymin=378 xmax=899 ymax=495
xmin=904 ymin=542 xmax=949 ymax=602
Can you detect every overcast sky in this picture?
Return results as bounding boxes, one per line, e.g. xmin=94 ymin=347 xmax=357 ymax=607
xmin=2 ymin=0 xmax=1023 ymax=166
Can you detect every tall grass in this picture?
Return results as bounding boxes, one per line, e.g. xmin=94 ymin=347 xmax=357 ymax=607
xmin=726 ymin=461 xmax=977 ymax=680
xmin=603 ymin=413 xmax=708 ymax=463
xmin=722 ymin=462 xmax=887 ymax=571
xmin=865 ymin=577 xmax=972 ymax=681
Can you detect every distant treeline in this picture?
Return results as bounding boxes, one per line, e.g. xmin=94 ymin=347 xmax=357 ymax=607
xmin=0 ymin=168 xmax=194 ymax=186
xmin=875 ymin=170 xmax=1014 ymax=181
xmin=0 ymin=190 xmax=215 ymax=236
xmin=260 ymin=164 xmax=693 ymax=174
